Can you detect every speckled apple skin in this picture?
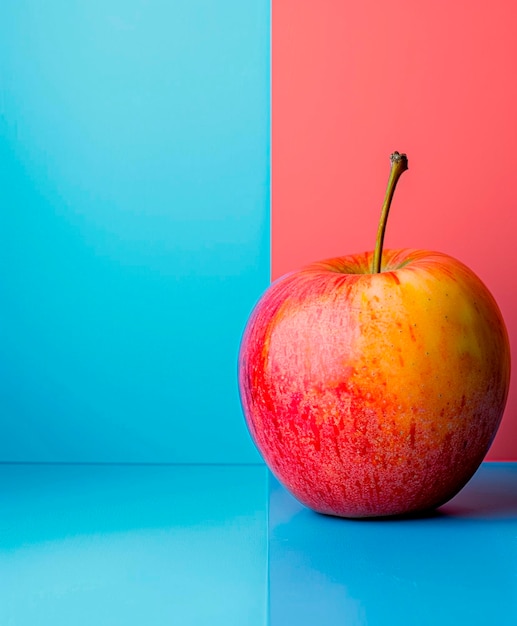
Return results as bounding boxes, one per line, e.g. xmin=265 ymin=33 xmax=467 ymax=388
xmin=238 ymin=249 xmax=511 ymax=518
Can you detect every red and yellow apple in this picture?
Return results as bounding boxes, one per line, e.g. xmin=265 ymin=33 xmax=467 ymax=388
xmin=238 ymin=153 xmax=511 ymax=518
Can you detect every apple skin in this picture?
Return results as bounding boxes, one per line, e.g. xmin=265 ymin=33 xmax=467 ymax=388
xmin=238 ymin=249 xmax=511 ymax=518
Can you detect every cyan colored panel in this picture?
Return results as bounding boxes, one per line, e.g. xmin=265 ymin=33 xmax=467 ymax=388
xmin=269 ymin=463 xmax=517 ymax=626
xmin=0 ymin=464 xmax=268 ymax=625
xmin=0 ymin=0 xmax=269 ymax=461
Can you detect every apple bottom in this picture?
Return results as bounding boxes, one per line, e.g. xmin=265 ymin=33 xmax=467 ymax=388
xmin=252 ymin=400 xmax=501 ymax=519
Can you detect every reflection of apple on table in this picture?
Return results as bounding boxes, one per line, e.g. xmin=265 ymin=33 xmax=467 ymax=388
xmin=239 ymin=153 xmax=510 ymax=518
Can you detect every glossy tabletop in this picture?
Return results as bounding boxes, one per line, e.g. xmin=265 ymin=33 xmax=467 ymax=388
xmin=269 ymin=462 xmax=517 ymax=626
xmin=1 ymin=462 xmax=516 ymax=625
xmin=0 ymin=464 xmax=268 ymax=625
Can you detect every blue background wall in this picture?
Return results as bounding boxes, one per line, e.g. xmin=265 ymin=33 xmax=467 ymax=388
xmin=0 ymin=0 xmax=270 ymax=463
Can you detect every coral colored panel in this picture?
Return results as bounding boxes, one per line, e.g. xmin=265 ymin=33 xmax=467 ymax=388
xmin=272 ymin=0 xmax=517 ymax=459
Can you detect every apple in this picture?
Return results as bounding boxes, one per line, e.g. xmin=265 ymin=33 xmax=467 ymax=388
xmin=238 ymin=152 xmax=511 ymax=518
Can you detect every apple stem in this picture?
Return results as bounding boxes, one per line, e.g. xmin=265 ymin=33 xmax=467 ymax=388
xmin=372 ymin=152 xmax=408 ymax=273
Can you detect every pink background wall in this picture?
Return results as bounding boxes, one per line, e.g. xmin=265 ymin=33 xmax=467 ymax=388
xmin=272 ymin=0 xmax=517 ymax=459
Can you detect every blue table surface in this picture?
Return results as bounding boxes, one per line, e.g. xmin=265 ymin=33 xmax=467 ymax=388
xmin=1 ymin=462 xmax=516 ymax=625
